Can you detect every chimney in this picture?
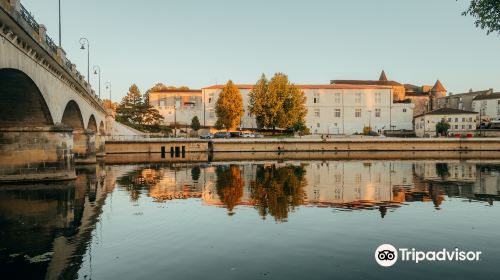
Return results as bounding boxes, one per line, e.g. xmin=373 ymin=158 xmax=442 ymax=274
xmin=469 ymin=88 xmax=473 ymax=93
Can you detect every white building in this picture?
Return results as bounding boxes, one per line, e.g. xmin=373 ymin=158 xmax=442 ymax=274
xmin=471 ymin=92 xmax=500 ymax=121
xmin=202 ymin=84 xmax=414 ymax=135
xmin=414 ymin=108 xmax=478 ymax=137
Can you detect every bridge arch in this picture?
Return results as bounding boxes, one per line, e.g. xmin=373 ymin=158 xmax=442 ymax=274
xmin=99 ymin=121 xmax=105 ymax=136
xmin=61 ymin=100 xmax=85 ymax=129
xmin=87 ymin=115 xmax=97 ymax=132
xmin=0 ymin=68 xmax=54 ymax=127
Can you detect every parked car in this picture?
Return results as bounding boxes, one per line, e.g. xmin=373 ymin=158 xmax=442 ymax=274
xmin=199 ymin=133 xmax=213 ymax=139
xmin=214 ymin=132 xmax=230 ymax=139
xmin=230 ymin=131 xmax=242 ymax=138
xmin=253 ymin=133 xmax=264 ymax=138
xmin=242 ymin=132 xmax=255 ymax=138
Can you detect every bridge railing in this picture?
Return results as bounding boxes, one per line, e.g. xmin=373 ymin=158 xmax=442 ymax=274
xmin=3 ymin=2 xmax=107 ymax=112
xmin=19 ymin=4 xmax=39 ymax=33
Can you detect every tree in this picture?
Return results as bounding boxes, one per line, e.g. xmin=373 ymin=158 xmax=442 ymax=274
xmin=116 ymin=84 xmax=143 ymax=124
xmin=248 ymin=73 xmax=307 ymax=133
xmin=462 ymin=0 xmax=500 ymax=35
xmin=116 ymin=84 xmax=163 ymax=130
xmin=191 ymin=116 xmax=201 ymax=132
xmin=215 ymin=80 xmax=243 ymax=131
xmin=215 ymin=165 xmax=244 ymax=215
xmin=250 ymin=164 xmax=307 ymax=222
xmin=436 ymin=120 xmax=451 ymax=136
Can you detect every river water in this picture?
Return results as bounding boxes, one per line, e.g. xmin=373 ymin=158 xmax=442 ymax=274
xmin=1 ymin=159 xmax=499 ymax=279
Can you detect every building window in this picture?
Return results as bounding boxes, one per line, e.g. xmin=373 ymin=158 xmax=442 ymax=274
xmin=355 ymin=109 xmax=362 ymax=118
xmin=468 ymin=117 xmax=472 ymax=122
xmin=317 ymin=123 xmax=320 ymax=128
xmin=448 ymin=118 xmax=451 ymax=122
xmin=314 ymin=109 xmax=320 ymax=117
xmin=208 ymin=98 xmax=212 ymax=103
xmin=455 ymin=118 xmax=458 ymax=122
xmin=335 ymin=109 xmax=341 ymax=118
xmin=335 ymin=93 xmax=341 ymax=104
xmin=314 ymin=97 xmax=319 ymax=103
xmin=208 ymin=110 xmax=215 ymax=118
xmin=462 ymin=118 xmax=466 ymax=122
xmin=403 ymin=108 xmax=407 ymax=113
xmin=355 ymin=93 xmax=362 ymax=104
xmin=462 ymin=125 xmax=465 ymax=129
xmin=375 ymin=108 xmax=381 ymax=118
xmin=469 ymin=125 xmax=472 ymax=129
xmin=454 ymin=125 xmax=458 ymax=129
xmin=375 ymin=92 xmax=382 ymax=104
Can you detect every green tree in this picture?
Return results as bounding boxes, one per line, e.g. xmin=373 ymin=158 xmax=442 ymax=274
xmin=436 ymin=120 xmax=451 ymax=136
xmin=462 ymin=0 xmax=500 ymax=35
xmin=215 ymin=80 xmax=244 ymax=131
xmin=191 ymin=116 xmax=201 ymax=133
xmin=116 ymin=84 xmax=143 ymax=124
xmin=250 ymin=164 xmax=307 ymax=222
xmin=248 ymin=73 xmax=307 ymax=133
xmin=116 ymin=84 xmax=163 ymax=130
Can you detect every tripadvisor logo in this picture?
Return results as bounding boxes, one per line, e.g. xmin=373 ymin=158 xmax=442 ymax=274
xmin=375 ymin=244 xmax=482 ymax=267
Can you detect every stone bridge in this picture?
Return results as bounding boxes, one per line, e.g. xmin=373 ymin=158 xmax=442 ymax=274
xmin=0 ymin=0 xmax=112 ymax=181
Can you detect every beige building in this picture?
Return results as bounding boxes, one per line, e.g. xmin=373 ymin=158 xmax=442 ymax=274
xmin=202 ymin=83 xmax=414 ymax=135
xmin=332 ymin=70 xmax=447 ymax=117
xmin=149 ymin=89 xmax=203 ymax=126
xmin=414 ymin=108 xmax=478 ymax=137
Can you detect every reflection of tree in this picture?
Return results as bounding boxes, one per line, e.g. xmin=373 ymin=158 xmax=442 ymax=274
xmin=435 ymin=163 xmax=450 ymax=180
xmin=191 ymin=166 xmax=201 ymax=182
xmin=250 ymin=165 xmax=306 ymax=222
xmin=215 ymin=165 xmax=244 ymax=215
xmin=117 ymin=167 xmax=161 ymax=201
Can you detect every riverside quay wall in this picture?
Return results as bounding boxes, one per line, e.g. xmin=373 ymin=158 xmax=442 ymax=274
xmin=210 ymin=138 xmax=500 ymax=153
xmin=105 ymin=138 xmax=500 ymax=158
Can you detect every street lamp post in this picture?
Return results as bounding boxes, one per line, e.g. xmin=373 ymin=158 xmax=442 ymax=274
xmin=93 ymin=65 xmax=101 ymax=98
xmin=105 ymin=82 xmax=112 ymax=109
xmin=58 ymin=0 xmax=61 ymax=47
xmin=79 ymin=38 xmax=90 ymax=84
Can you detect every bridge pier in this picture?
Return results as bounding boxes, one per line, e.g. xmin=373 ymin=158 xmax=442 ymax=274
xmin=0 ymin=126 xmax=76 ymax=182
xmin=96 ymin=133 xmax=106 ymax=157
xmin=73 ymin=129 xmax=97 ymax=164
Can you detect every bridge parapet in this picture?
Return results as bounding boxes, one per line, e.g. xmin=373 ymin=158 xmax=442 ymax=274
xmin=0 ymin=0 xmax=107 ymax=115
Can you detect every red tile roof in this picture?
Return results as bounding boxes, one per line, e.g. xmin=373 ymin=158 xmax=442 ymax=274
xmin=202 ymin=84 xmax=392 ymax=90
xmin=431 ymin=80 xmax=446 ymax=92
xmin=150 ymin=89 xmax=201 ymax=93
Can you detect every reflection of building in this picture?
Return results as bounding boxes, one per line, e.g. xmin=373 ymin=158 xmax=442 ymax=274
xmin=413 ymin=161 xmax=477 ymax=183
xmin=303 ymin=161 xmax=413 ymax=206
xmin=202 ymin=83 xmax=414 ymax=134
xmin=414 ymin=108 xmax=478 ymax=137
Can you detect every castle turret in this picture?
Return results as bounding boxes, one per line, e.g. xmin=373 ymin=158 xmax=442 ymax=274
xmin=379 ymin=70 xmax=388 ymax=81
xmin=431 ymin=80 xmax=447 ymax=98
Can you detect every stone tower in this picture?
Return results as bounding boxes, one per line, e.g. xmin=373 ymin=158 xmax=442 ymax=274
xmin=431 ymin=80 xmax=447 ymax=98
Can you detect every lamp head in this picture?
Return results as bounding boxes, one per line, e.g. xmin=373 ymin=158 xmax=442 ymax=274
xmin=80 ymin=44 xmax=85 ymax=50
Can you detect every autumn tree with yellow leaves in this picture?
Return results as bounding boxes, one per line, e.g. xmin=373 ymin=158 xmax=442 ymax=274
xmin=215 ymin=80 xmax=244 ymax=131
xmin=248 ymin=73 xmax=307 ymax=133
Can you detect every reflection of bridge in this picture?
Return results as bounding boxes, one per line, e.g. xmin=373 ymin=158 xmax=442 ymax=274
xmin=0 ymin=1 xmax=112 ymax=181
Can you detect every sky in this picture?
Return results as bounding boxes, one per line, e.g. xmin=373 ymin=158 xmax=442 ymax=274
xmin=22 ymin=0 xmax=500 ymax=102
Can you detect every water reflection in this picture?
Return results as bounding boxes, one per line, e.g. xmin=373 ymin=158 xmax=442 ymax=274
xmin=115 ymin=160 xmax=500 ymax=221
xmin=0 ymin=163 xmax=116 ymax=279
xmin=1 ymin=160 xmax=500 ymax=279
